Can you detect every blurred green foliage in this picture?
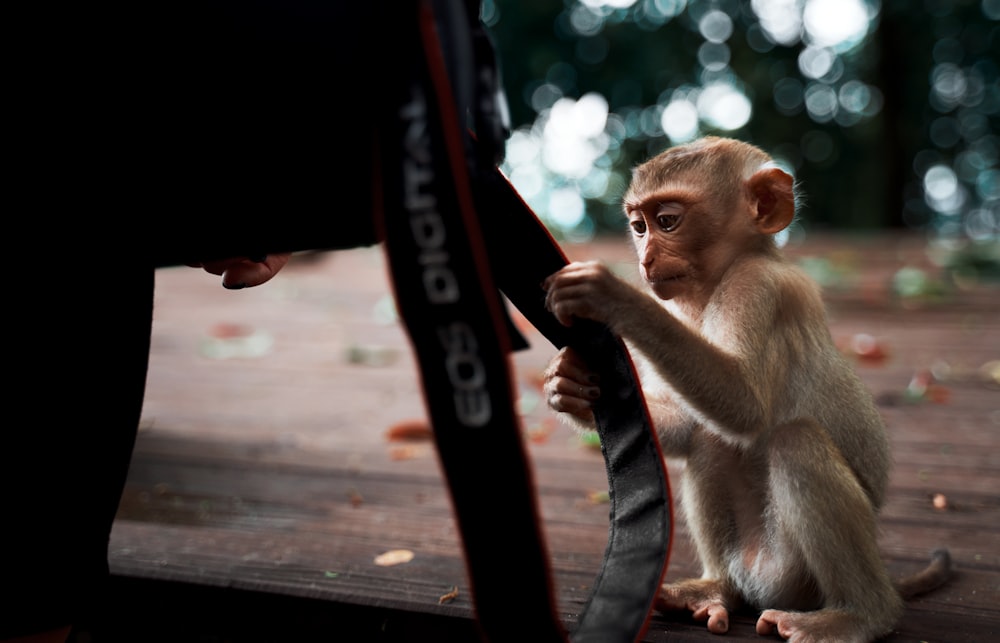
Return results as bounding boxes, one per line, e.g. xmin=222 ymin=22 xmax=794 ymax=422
xmin=482 ymin=0 xmax=999 ymax=244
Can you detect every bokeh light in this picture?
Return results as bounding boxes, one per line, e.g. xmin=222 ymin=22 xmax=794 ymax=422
xmin=698 ymin=83 xmax=753 ymax=131
xmin=489 ymin=0 xmax=998 ymax=243
xmin=802 ymin=0 xmax=871 ymax=50
xmin=661 ymin=98 xmax=699 ymax=142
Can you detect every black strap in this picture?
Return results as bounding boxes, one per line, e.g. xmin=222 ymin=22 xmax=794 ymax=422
xmin=375 ymin=2 xmax=672 ymax=641
xmin=476 ymin=168 xmax=673 ymax=643
xmin=375 ymin=2 xmax=564 ymax=639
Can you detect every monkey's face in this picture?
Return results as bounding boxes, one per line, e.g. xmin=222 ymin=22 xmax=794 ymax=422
xmin=625 ymin=181 xmax=723 ymax=303
xmin=627 ymin=202 xmax=696 ymax=301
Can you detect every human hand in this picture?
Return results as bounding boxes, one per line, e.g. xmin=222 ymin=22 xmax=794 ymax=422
xmin=187 ymin=254 xmax=292 ymax=289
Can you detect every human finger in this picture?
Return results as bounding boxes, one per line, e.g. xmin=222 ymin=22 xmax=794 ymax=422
xmin=219 ymin=254 xmax=291 ymax=289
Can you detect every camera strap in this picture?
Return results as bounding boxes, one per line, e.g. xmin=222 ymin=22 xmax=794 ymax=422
xmin=373 ymin=2 xmax=672 ymax=641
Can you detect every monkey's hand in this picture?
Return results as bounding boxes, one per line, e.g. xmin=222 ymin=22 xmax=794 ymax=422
xmin=542 ymin=260 xmax=642 ymax=328
xmin=542 ymin=347 xmax=599 ymax=430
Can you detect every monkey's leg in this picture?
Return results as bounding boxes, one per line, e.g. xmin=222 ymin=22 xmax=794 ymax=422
xmin=657 ymin=578 xmax=740 ymax=634
xmin=654 ymin=445 xmax=746 ymax=635
xmin=757 ymin=420 xmax=903 ymax=643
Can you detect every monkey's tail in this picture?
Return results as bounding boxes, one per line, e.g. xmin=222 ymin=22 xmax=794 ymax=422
xmin=895 ymin=548 xmax=952 ymax=600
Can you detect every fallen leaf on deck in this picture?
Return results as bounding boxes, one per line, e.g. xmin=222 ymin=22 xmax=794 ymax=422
xmin=891 ymin=266 xmax=947 ymax=302
xmin=848 ymin=333 xmax=890 ymax=366
xmin=579 ymin=431 xmax=602 ymax=450
xmin=525 ymin=419 xmax=555 ymax=444
xmin=386 ymin=420 xmax=434 ymax=442
xmin=798 ymin=256 xmax=840 ymax=288
xmin=439 ymin=585 xmax=460 ymax=604
xmin=905 ymin=370 xmax=951 ymax=404
xmin=372 ymin=294 xmax=398 ymax=326
xmin=587 ymin=490 xmax=610 ymax=504
xmin=525 ymin=369 xmax=547 ymax=392
xmin=389 ymin=445 xmax=423 ymax=460
xmin=527 ymin=429 xmax=550 ymax=444
xmin=200 ymin=323 xmax=273 ymax=359
xmin=981 ymin=360 xmax=1000 ymax=386
xmin=324 ymin=571 xmax=339 ymax=579
xmin=346 ymin=343 xmax=399 ymax=367
xmin=925 ymin=385 xmax=951 ymax=404
xmin=517 ymin=387 xmax=540 ymax=415
xmin=374 ymin=549 xmax=415 ymax=566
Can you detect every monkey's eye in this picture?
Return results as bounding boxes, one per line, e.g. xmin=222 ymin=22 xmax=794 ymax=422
xmin=656 ymin=213 xmax=682 ymax=232
xmin=630 ymin=219 xmax=647 ymax=235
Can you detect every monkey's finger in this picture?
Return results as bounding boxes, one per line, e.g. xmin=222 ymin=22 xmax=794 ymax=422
xmin=546 ymin=263 xmax=604 ymax=289
xmin=545 ymin=286 xmax=603 ymax=326
xmin=546 ymin=392 xmax=594 ymax=419
xmin=541 ymin=260 xmax=594 ymax=287
xmin=689 ymin=602 xmax=729 ymax=634
xmin=556 ymin=378 xmax=601 ymax=401
xmin=540 ymin=267 xmax=572 ymax=292
xmin=541 ymin=264 xmax=605 ymax=299
xmin=545 ymin=300 xmax=578 ymax=327
xmin=755 ymin=611 xmax=782 ymax=637
xmin=543 ymin=374 xmax=599 ymax=405
xmin=552 ymin=348 xmax=600 ymax=384
xmin=705 ymin=606 xmax=730 ymax=634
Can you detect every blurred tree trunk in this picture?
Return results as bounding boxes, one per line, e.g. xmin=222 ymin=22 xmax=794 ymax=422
xmin=875 ymin=7 xmax=907 ymax=229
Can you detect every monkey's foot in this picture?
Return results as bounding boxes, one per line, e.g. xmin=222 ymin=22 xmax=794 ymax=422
xmin=656 ymin=578 xmax=736 ymax=635
xmin=756 ymin=608 xmax=877 ymax=643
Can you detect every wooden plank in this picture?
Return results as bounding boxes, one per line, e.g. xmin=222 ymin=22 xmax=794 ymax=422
xmin=98 ymin=235 xmax=1000 ymax=642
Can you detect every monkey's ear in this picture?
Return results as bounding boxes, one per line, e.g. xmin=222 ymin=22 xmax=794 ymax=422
xmin=747 ymin=167 xmax=795 ymax=234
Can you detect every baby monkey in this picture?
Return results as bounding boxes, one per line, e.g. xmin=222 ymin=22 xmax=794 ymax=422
xmin=542 ymin=137 xmax=950 ymax=642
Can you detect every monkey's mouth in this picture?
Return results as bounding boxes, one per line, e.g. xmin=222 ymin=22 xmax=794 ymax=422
xmin=648 ymin=273 xmax=687 ymax=285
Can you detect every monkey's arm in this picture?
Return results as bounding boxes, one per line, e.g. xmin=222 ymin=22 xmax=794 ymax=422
xmin=545 ymin=260 xmax=793 ymax=448
xmin=543 ymin=341 xmax=697 ymax=455
xmin=627 ymin=345 xmax=698 ymax=456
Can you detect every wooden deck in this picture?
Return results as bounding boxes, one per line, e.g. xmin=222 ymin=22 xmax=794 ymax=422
xmin=93 ymin=233 xmax=997 ymax=642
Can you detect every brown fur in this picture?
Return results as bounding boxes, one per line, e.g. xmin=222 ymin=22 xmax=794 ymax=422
xmin=542 ymin=137 xmax=950 ymax=642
